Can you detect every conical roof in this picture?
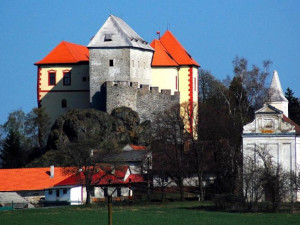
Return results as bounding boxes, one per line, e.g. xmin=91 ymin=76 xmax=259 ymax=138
xmin=35 ymin=41 xmax=89 ymax=65
xmin=269 ymin=70 xmax=288 ymax=102
xmin=158 ymin=30 xmax=199 ymax=66
xmin=88 ymin=15 xmax=153 ymax=51
xmin=150 ymin=39 xmax=179 ymax=66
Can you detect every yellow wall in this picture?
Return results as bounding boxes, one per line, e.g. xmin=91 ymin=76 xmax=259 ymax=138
xmin=151 ymin=67 xmax=178 ymax=94
xmin=38 ymin=64 xmax=89 ymax=124
xmin=178 ymin=66 xmax=198 ymax=105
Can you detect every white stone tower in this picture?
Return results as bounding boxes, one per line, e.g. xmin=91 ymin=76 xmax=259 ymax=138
xmin=88 ymin=15 xmax=154 ymax=110
xmin=268 ymin=70 xmax=288 ymax=117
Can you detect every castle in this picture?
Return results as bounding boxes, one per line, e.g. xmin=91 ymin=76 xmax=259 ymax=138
xmin=35 ymin=15 xmax=199 ymax=125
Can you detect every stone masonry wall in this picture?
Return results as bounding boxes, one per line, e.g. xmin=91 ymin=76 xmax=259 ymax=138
xmin=105 ymin=81 xmax=180 ymax=122
xmin=106 ymin=81 xmax=138 ymax=114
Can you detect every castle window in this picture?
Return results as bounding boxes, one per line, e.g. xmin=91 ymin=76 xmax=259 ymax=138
xmin=63 ymin=71 xmax=71 ymax=85
xmin=109 ymin=60 xmax=114 ymax=67
xmin=104 ymin=34 xmax=112 ymax=41
xmin=62 ymin=99 xmax=67 ymax=108
xmin=176 ymin=76 xmax=178 ymax=90
xmin=82 ymin=77 xmax=87 ymax=82
xmin=144 ymin=62 xmax=146 ymax=69
xmin=48 ymin=71 xmax=56 ymax=86
xmin=138 ymin=61 xmax=140 ymax=68
xmin=132 ymin=60 xmax=134 ymax=67
xmin=194 ymin=77 xmax=196 ymax=91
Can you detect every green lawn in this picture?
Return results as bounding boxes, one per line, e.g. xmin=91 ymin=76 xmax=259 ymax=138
xmin=1 ymin=202 xmax=300 ymax=225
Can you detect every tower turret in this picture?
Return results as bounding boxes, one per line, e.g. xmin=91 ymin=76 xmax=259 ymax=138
xmin=268 ymin=70 xmax=288 ymax=117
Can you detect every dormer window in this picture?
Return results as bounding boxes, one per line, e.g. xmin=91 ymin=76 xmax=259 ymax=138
xmin=104 ymin=34 xmax=112 ymax=42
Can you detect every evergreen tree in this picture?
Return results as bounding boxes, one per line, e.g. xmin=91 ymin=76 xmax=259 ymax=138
xmin=285 ymin=87 xmax=300 ymax=125
xmin=0 ymin=130 xmax=24 ymax=168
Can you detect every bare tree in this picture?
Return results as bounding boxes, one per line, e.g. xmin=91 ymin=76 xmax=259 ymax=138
xmin=60 ymin=135 xmax=118 ymax=204
xmin=243 ymin=145 xmax=291 ymax=212
xmin=152 ymin=104 xmax=191 ymax=201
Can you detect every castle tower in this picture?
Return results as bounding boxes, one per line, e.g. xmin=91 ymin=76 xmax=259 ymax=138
xmin=268 ymin=70 xmax=288 ymax=117
xmin=35 ymin=41 xmax=90 ymax=123
xmin=88 ymin=15 xmax=154 ymax=110
xmin=150 ymin=31 xmax=200 ymax=133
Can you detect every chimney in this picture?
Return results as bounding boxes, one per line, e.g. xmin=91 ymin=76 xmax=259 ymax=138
xmin=50 ymin=165 xmax=54 ymax=178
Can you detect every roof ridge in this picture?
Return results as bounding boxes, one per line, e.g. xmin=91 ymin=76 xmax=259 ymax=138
xmin=63 ymin=41 xmax=79 ymax=62
xmin=110 ymin=15 xmax=132 ymax=46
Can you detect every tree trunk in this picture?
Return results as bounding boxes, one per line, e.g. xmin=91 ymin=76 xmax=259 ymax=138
xmin=197 ymin=171 xmax=204 ymax=201
xmin=86 ymin=186 xmax=91 ymax=205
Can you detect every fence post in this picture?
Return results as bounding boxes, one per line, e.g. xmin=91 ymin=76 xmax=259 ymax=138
xmin=108 ymin=195 xmax=112 ymax=225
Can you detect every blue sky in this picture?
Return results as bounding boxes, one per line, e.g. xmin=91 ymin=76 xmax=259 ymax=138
xmin=0 ymin=0 xmax=299 ymax=124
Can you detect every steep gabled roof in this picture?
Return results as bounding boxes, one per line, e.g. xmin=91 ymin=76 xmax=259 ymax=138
xmin=150 ymin=39 xmax=179 ymax=66
xmin=35 ymin=41 xmax=89 ymax=65
xmin=88 ymin=15 xmax=153 ymax=51
xmin=268 ymin=70 xmax=288 ymax=102
xmin=157 ymin=30 xmax=199 ymax=67
xmin=0 ymin=167 xmax=69 ymax=191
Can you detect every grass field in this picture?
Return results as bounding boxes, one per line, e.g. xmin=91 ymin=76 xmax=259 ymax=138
xmin=1 ymin=201 xmax=300 ymax=225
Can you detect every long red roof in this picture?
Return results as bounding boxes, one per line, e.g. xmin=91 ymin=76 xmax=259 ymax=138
xmin=55 ymin=166 xmax=144 ymax=187
xmin=151 ymin=31 xmax=199 ymax=67
xmin=35 ymin=41 xmax=89 ymax=65
xmin=0 ymin=167 xmax=69 ymax=191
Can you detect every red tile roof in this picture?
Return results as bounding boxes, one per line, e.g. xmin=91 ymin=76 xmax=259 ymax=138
xmin=0 ymin=167 xmax=70 ymax=191
xmin=152 ymin=30 xmax=199 ymax=67
xmin=129 ymin=144 xmax=147 ymax=151
xmin=55 ymin=166 xmax=144 ymax=187
xmin=150 ymin=39 xmax=179 ymax=66
xmin=283 ymin=115 xmax=300 ymax=135
xmin=35 ymin=41 xmax=89 ymax=65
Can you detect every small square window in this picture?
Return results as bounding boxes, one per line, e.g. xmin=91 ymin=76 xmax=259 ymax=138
xmin=109 ymin=60 xmax=114 ymax=67
xmin=63 ymin=189 xmax=67 ymax=194
xmin=49 ymin=190 xmax=52 ymax=195
xmin=82 ymin=77 xmax=87 ymax=82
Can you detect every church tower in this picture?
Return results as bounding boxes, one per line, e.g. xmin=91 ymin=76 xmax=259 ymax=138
xmin=88 ymin=15 xmax=154 ymax=110
xmin=268 ymin=70 xmax=289 ymax=117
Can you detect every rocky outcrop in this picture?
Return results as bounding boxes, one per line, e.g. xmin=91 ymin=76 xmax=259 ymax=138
xmin=47 ymin=107 xmax=151 ymax=151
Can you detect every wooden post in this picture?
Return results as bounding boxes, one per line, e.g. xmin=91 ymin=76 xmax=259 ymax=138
xmin=108 ymin=195 xmax=112 ymax=225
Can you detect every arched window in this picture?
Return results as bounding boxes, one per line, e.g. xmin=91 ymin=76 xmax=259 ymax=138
xmin=61 ymin=99 xmax=67 ymax=108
